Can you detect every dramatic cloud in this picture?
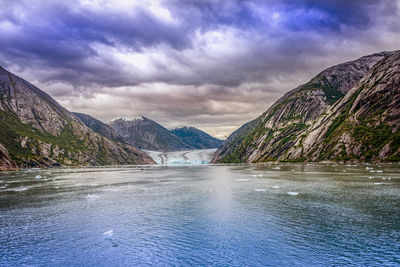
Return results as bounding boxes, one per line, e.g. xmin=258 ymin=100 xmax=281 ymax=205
xmin=1 ymin=0 xmax=399 ymax=138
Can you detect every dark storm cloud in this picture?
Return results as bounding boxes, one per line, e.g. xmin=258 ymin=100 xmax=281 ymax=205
xmin=270 ymin=0 xmax=379 ymax=31
xmin=0 ymin=0 xmax=398 ymax=86
xmin=0 ymin=0 xmax=399 ymax=136
xmin=0 ymin=0 xmax=191 ymax=50
xmin=0 ymin=0 xmax=193 ymax=85
xmin=167 ymin=0 xmax=394 ymax=32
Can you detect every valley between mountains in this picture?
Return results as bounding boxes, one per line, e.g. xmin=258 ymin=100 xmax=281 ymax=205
xmin=1 ymin=50 xmax=399 ymax=170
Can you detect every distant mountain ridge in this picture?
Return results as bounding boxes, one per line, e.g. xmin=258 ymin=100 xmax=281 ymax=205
xmin=108 ymin=117 xmax=222 ymax=151
xmin=0 ymin=67 xmax=154 ymax=170
xmin=108 ymin=116 xmax=192 ymax=151
xmin=213 ymin=50 xmax=400 ymax=163
xmin=171 ymin=126 xmax=223 ymax=149
xmin=73 ymin=112 xmax=126 ymax=144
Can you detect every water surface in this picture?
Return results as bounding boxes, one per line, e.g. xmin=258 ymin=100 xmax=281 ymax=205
xmin=1 ymin=164 xmax=399 ymax=266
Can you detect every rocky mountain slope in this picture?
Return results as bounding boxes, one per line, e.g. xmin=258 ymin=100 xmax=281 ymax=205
xmin=110 ymin=117 xmax=194 ymax=151
xmin=0 ymin=143 xmax=17 ymax=171
xmin=213 ymin=51 xmax=399 ymax=163
xmin=0 ymin=67 xmax=154 ymax=170
xmin=171 ymin=126 xmax=223 ymax=149
xmin=73 ymin=112 xmax=126 ymax=144
xmin=287 ymin=51 xmax=400 ymax=161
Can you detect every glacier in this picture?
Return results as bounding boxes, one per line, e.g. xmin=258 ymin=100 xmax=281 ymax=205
xmin=144 ymin=149 xmax=217 ymax=165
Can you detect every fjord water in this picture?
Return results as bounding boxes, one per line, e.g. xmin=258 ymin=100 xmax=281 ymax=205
xmin=1 ymin=164 xmax=399 ymax=266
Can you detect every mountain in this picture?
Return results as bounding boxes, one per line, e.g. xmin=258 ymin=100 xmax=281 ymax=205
xmin=109 ymin=117 xmax=194 ymax=151
xmin=0 ymin=67 xmax=154 ymax=170
xmin=76 ymin=115 xmax=222 ymax=152
xmin=171 ymin=126 xmax=223 ymax=149
xmin=73 ymin=112 xmax=125 ymax=143
xmin=212 ymin=51 xmax=399 ymax=163
xmin=288 ymin=50 xmax=400 ymax=161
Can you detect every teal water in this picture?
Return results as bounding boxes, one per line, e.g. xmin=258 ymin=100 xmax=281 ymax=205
xmin=0 ymin=164 xmax=399 ymax=266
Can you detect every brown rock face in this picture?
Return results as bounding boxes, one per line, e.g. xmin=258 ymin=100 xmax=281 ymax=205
xmin=0 ymin=143 xmax=17 ymax=171
xmin=213 ymin=51 xmax=399 ymax=163
xmin=0 ymin=67 xmax=155 ymax=169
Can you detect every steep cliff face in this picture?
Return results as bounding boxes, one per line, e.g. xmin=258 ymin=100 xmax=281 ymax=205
xmin=110 ymin=117 xmax=194 ymax=151
xmin=213 ymin=51 xmax=398 ymax=163
xmin=171 ymin=126 xmax=223 ymax=149
xmin=0 ymin=66 xmax=72 ymax=136
xmin=285 ymin=50 xmax=400 ymax=161
xmin=0 ymin=67 xmax=154 ymax=169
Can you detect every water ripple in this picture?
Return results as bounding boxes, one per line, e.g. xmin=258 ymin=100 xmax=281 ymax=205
xmin=0 ymin=164 xmax=399 ymax=266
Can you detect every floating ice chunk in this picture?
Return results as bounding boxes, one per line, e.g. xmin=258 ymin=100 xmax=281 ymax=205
xmin=251 ymin=174 xmax=264 ymax=177
xmin=14 ymin=187 xmax=28 ymax=192
xmin=287 ymin=192 xmax=299 ymax=196
xmin=235 ymin=178 xmax=248 ymax=182
xmin=35 ymin=175 xmax=42 ymax=179
xmin=368 ymin=176 xmax=374 ymax=179
xmin=254 ymin=188 xmax=266 ymax=192
xmin=103 ymin=230 xmax=114 ymax=239
xmin=86 ymin=194 xmax=98 ymax=199
xmin=373 ymin=182 xmax=383 ymax=185
xmin=366 ymin=167 xmax=373 ymax=170
xmin=271 ymin=185 xmax=281 ymax=189
xmin=272 ymin=166 xmax=281 ymax=170
xmin=376 ymin=170 xmax=383 ymax=173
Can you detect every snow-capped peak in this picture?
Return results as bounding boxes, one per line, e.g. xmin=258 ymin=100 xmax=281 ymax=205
xmin=110 ymin=116 xmax=144 ymax=122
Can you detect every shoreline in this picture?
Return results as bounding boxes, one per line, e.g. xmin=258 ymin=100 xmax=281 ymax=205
xmin=2 ymin=160 xmax=399 ymax=173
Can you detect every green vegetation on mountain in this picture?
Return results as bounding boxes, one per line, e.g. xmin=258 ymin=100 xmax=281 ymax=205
xmin=213 ymin=51 xmax=399 ymax=163
xmin=0 ymin=67 xmax=154 ymax=170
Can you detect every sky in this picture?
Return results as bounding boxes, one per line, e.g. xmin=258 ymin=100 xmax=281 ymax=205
xmin=1 ymin=0 xmax=400 ymax=139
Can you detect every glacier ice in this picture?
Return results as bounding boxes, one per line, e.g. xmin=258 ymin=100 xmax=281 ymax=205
xmin=103 ymin=230 xmax=114 ymax=239
xmin=144 ymin=149 xmax=217 ymax=165
xmin=254 ymin=188 xmax=266 ymax=192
